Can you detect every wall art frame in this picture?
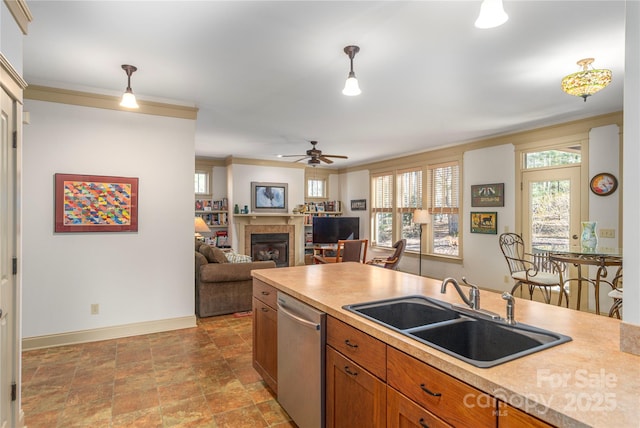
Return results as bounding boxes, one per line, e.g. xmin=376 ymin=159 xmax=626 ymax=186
xmin=470 ymin=211 xmax=497 ymax=234
xmin=351 ymin=199 xmax=367 ymax=211
xmin=54 ymin=173 xmax=139 ymax=233
xmin=471 ymin=183 xmax=504 ymax=207
xmin=251 ymin=182 xmax=288 ymax=213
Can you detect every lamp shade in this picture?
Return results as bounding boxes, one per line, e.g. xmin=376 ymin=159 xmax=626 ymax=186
xmin=194 ymin=217 xmax=211 ymax=234
xmin=120 ymin=90 xmax=139 ymax=108
xmin=342 ymin=73 xmax=361 ymax=96
xmin=475 ymin=0 xmax=508 ymax=29
xmin=413 ymin=209 xmax=429 ymax=224
xmin=561 ymin=58 xmax=612 ymax=102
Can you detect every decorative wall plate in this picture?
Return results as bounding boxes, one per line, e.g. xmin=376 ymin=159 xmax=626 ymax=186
xmin=589 ymin=172 xmax=618 ymax=196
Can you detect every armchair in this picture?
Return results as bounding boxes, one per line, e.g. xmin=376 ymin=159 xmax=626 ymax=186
xmin=366 ymin=239 xmax=406 ymax=270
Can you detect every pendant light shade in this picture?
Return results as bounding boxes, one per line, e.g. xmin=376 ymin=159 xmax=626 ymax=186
xmin=475 ymin=0 xmax=508 ymax=29
xmin=342 ymin=45 xmax=361 ymax=96
xmin=120 ymin=64 xmax=139 ymax=108
xmin=561 ymin=58 xmax=612 ymax=102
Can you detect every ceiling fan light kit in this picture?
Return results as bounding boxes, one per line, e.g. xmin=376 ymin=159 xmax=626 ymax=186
xmin=474 ymin=0 xmax=508 ymax=29
xmin=119 ymin=64 xmax=140 ymax=109
xmin=561 ymin=58 xmax=612 ymax=102
xmin=342 ymin=45 xmax=361 ymax=96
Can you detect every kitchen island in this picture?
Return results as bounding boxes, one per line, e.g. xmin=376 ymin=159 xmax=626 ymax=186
xmin=252 ymin=262 xmax=639 ymax=428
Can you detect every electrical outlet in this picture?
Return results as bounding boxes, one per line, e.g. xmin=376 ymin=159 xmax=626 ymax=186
xmin=599 ymin=229 xmax=615 ymax=238
xmin=91 ymin=304 xmax=99 ymax=315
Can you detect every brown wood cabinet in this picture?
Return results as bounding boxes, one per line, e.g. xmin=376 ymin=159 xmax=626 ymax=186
xmin=252 ymin=280 xmax=278 ymax=394
xmin=498 ymin=402 xmax=556 ymax=428
xmin=326 ymin=346 xmax=386 ymax=428
xmin=387 ymin=346 xmax=497 ymax=428
xmin=387 ymin=386 xmax=453 ymax=428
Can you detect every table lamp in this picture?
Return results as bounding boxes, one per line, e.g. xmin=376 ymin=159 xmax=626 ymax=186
xmin=413 ymin=209 xmax=429 ymax=276
xmin=194 ymin=217 xmax=211 ymax=241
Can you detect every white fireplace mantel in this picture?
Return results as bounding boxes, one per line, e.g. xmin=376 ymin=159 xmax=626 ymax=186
xmin=233 ymin=213 xmax=306 ymax=266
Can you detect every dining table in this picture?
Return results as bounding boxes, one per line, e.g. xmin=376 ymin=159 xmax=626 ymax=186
xmin=533 ymin=245 xmax=622 ymax=315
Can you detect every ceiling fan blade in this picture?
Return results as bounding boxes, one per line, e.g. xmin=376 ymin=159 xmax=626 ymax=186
xmin=280 ymin=154 xmax=307 ymax=158
xmin=322 ymin=154 xmax=348 ymax=159
xmin=318 ymin=156 xmax=334 ymax=164
xmin=293 ymin=156 xmax=309 ymax=163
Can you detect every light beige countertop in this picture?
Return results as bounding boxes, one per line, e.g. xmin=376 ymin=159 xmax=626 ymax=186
xmin=252 ymin=262 xmax=639 ymax=428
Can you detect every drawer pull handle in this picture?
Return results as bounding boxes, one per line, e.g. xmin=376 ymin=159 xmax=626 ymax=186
xmin=261 ymin=307 xmax=269 ymax=312
xmin=261 ymin=291 xmax=270 ymax=295
xmin=420 ymin=383 xmax=442 ymax=397
xmin=419 ymin=418 xmax=430 ymax=428
xmin=344 ymin=366 xmax=358 ymax=377
xmin=344 ymin=339 xmax=359 ymax=349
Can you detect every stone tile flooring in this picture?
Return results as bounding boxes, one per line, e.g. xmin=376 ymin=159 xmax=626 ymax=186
xmin=21 ymin=314 xmax=295 ymax=427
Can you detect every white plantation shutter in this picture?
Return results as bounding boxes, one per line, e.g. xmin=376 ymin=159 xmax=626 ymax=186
xmin=428 ymin=161 xmax=459 ymax=214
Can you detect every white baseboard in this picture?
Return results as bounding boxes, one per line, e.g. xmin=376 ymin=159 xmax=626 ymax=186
xmin=22 ymin=315 xmax=197 ymax=351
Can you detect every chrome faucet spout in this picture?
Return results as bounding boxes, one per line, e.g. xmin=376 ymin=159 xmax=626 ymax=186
xmin=441 ymin=277 xmax=478 ymax=309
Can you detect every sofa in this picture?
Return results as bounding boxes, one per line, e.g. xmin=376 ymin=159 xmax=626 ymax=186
xmin=195 ymin=241 xmax=276 ymax=317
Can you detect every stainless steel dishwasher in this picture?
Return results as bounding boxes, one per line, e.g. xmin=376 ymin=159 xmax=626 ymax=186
xmin=277 ymin=291 xmax=326 ymax=428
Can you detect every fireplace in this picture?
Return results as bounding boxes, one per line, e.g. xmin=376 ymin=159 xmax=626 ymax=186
xmin=251 ymin=233 xmax=289 ymax=267
xmin=236 ymin=216 xmax=303 ymax=266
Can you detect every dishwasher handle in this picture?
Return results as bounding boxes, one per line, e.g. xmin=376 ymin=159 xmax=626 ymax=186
xmin=277 ymin=301 xmax=321 ymax=331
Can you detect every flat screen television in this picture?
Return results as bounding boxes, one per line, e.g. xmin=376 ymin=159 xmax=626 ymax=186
xmin=312 ymin=216 xmax=360 ymax=244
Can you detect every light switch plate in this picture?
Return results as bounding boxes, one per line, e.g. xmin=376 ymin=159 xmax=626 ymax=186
xmin=599 ymin=229 xmax=615 ymax=238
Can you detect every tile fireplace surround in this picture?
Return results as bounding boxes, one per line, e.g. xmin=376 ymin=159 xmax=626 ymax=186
xmin=233 ymin=214 xmax=306 ymax=266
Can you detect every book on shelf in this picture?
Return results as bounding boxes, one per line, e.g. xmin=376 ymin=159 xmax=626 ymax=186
xmin=215 ymin=230 xmax=229 ymax=248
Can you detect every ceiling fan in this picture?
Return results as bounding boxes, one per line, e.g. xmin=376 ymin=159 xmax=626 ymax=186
xmin=280 ymin=141 xmax=348 ymax=166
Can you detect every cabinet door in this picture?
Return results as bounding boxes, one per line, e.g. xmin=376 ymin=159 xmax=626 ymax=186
xmin=387 ymin=386 xmax=453 ymax=428
xmin=326 ymin=346 xmax=386 ymax=428
xmin=252 ymin=297 xmax=278 ymax=394
xmin=498 ymin=402 xmax=556 ymax=428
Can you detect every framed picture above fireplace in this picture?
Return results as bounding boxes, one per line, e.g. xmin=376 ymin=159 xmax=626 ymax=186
xmin=251 ymin=182 xmax=288 ymax=213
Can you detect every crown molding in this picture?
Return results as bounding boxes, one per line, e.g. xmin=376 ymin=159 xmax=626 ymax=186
xmin=3 ymin=0 xmax=32 ymax=35
xmin=24 ymin=85 xmax=198 ymax=120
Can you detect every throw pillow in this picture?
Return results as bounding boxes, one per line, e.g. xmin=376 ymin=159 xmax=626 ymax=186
xmin=225 ymin=252 xmax=253 ymax=263
xmin=199 ymin=245 xmax=229 ymax=264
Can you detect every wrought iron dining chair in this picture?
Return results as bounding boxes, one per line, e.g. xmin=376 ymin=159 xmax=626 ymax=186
xmin=366 ymin=239 xmax=406 ymax=270
xmin=498 ymin=233 xmax=570 ymax=306
xmin=607 ymin=267 xmax=623 ymax=318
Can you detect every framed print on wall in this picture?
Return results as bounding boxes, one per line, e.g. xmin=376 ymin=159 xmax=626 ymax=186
xmin=54 ymin=173 xmax=139 ymax=233
xmin=471 ymin=183 xmax=504 ymax=207
xmin=470 ymin=212 xmax=497 ymax=234
xmin=351 ymin=199 xmax=366 ymax=210
xmin=251 ymin=182 xmax=288 ymax=213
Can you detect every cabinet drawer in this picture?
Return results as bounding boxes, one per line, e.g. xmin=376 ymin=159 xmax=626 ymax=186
xmin=326 ymin=316 xmax=386 ymax=380
xmin=387 ymin=386 xmax=453 ymax=428
xmin=253 ymin=279 xmax=277 ymax=308
xmin=498 ymin=402 xmax=556 ymax=428
xmin=387 ymin=347 xmax=496 ymax=427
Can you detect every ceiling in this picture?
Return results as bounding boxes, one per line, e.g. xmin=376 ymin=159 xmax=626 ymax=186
xmin=23 ymin=1 xmax=626 ymax=168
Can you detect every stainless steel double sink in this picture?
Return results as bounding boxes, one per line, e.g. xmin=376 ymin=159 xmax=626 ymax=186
xmin=343 ymin=296 xmax=571 ymax=368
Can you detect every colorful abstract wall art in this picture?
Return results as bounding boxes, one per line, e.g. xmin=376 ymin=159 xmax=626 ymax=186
xmin=54 ymin=174 xmax=139 ymax=232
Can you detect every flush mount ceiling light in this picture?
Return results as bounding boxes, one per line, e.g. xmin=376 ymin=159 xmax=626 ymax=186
xmin=342 ymin=45 xmax=361 ymax=96
xmin=475 ymin=0 xmax=508 ymax=29
xmin=119 ymin=64 xmax=139 ymax=109
xmin=561 ymin=58 xmax=612 ymax=102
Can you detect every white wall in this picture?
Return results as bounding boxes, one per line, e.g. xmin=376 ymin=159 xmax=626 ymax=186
xmin=623 ymin=0 xmax=640 ymax=326
xmin=227 ymin=163 xmax=305 ymax=249
xmin=22 ymin=100 xmax=196 ymax=338
xmin=1 ymin=1 xmax=23 ymax=74
xmin=339 ymin=169 xmax=370 ymax=242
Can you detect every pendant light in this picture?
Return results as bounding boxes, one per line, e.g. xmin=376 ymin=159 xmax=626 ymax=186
xmin=342 ymin=45 xmax=361 ymax=96
xmin=475 ymin=0 xmax=508 ymax=29
xmin=561 ymin=58 xmax=612 ymax=102
xmin=120 ymin=64 xmax=139 ymax=109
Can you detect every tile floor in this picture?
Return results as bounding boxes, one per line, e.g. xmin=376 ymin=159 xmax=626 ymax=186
xmin=21 ymin=314 xmax=295 ymax=428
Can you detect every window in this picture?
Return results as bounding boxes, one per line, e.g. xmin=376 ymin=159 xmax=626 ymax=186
xmin=524 ymin=146 xmax=581 ymax=169
xmin=307 ymin=179 xmax=326 ymax=198
xmin=427 ymin=161 xmax=460 ymax=257
xmin=194 ymin=171 xmax=209 ymax=194
xmin=371 ymin=173 xmax=393 ymax=247
xmin=397 ymin=168 xmax=422 ymax=252
xmin=371 ymin=168 xmax=422 ymax=250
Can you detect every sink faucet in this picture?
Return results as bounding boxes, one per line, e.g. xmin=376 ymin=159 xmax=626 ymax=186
xmin=502 ymin=292 xmax=517 ymax=325
xmin=441 ymin=277 xmax=479 ymax=310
